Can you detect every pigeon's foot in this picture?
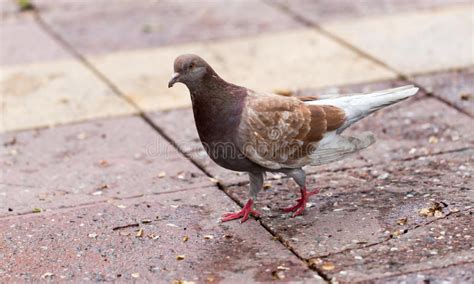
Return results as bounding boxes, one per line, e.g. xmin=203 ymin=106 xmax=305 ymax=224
xmin=221 ymin=199 xmax=260 ymax=223
xmin=281 ymin=186 xmax=319 ymax=217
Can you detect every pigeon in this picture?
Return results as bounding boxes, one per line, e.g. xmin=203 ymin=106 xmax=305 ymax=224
xmin=168 ymin=54 xmax=418 ymax=223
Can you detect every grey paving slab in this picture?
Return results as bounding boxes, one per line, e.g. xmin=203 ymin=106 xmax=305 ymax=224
xmin=33 ymin=0 xmax=301 ymax=55
xmin=224 ymin=150 xmax=473 ymax=260
xmin=0 ymin=0 xmax=18 ymax=15
xmin=413 ymin=67 xmax=474 ymax=117
xmin=0 ymin=3 xmax=140 ymax=132
xmin=0 ymin=11 xmax=138 ymax=132
xmin=0 ymin=12 xmax=70 ymax=66
xmin=342 ymin=97 xmax=474 ymax=166
xmin=0 ymin=116 xmax=211 ymax=216
xmin=315 ymin=211 xmax=473 ymax=282
xmin=323 ymin=5 xmax=474 ymax=74
xmin=1 ymin=57 xmax=137 ymax=132
xmin=0 ymin=187 xmax=322 ymax=282
xmin=273 ymin=0 xmax=472 ymax=23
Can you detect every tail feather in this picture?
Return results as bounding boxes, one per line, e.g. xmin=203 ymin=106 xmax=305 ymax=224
xmin=309 ymin=132 xmax=375 ymax=166
xmin=306 ymin=85 xmax=419 ymax=133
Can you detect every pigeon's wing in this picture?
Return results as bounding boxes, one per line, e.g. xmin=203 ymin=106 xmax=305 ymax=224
xmin=236 ymin=93 xmax=346 ymax=169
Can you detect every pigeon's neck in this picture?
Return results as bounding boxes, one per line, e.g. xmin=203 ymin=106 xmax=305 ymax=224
xmin=189 ymin=71 xmax=247 ymax=108
xmin=186 ymin=68 xmax=228 ymax=94
xmin=188 ymin=74 xmax=247 ymax=143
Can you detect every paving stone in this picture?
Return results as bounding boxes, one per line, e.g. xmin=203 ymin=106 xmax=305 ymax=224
xmin=323 ymin=5 xmax=474 ymax=75
xmin=224 ymin=150 xmax=473 ymax=260
xmin=0 ymin=116 xmax=211 ymax=216
xmin=375 ymin=263 xmax=474 ymax=283
xmin=274 ymin=0 xmax=472 ymax=22
xmin=0 ymin=0 xmax=19 ymax=16
xmin=91 ymin=28 xmax=396 ymax=112
xmin=0 ymin=9 xmax=135 ymax=132
xmin=88 ymin=41 xmax=212 ymax=113
xmin=0 ymin=187 xmax=321 ymax=282
xmin=413 ymin=67 xmax=474 ymax=116
xmin=315 ymin=211 xmax=473 ymax=282
xmin=0 ymin=59 xmax=137 ymax=132
xmin=33 ymin=0 xmax=300 ymax=55
xmin=0 ymin=12 xmax=70 ymax=66
xmin=340 ymin=97 xmax=474 ymax=167
xmin=207 ymin=29 xmax=396 ymax=95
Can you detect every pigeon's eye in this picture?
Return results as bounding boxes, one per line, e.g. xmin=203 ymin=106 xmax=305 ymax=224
xmin=189 ymin=63 xmax=195 ymax=69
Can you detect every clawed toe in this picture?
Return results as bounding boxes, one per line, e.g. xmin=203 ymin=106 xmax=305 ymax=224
xmin=281 ymin=201 xmax=303 ymax=213
xmin=222 ymin=212 xmax=243 ymax=222
xmin=280 ymin=186 xmax=319 ymax=217
xmin=292 ymin=206 xmax=306 ymax=217
xmin=221 ymin=186 xmax=319 ymax=222
xmin=221 ymin=199 xmax=260 ymax=223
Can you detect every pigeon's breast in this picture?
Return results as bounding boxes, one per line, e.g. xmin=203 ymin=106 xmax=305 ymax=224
xmin=196 ymin=112 xmax=263 ymax=172
xmin=192 ymin=93 xmax=263 ymax=172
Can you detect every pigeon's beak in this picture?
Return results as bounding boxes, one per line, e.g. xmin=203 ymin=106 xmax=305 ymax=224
xmin=168 ymin=72 xmax=180 ymax=88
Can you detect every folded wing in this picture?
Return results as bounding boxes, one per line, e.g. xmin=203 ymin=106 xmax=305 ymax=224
xmin=236 ymin=92 xmax=346 ymax=169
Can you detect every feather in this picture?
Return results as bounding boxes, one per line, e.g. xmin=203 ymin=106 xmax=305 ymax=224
xmin=309 ymin=132 xmax=375 ymax=165
xmin=306 ymin=85 xmax=419 ymax=132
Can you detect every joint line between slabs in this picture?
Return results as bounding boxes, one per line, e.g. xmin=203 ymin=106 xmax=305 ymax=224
xmin=262 ymin=0 xmax=402 ymax=77
xmin=139 ymin=113 xmax=218 ymax=178
xmin=408 ymin=65 xmax=474 ymax=78
xmin=19 ymin=10 xmax=241 ymax=232
xmin=215 ymin=180 xmax=331 ymax=282
xmin=367 ymin=260 xmax=474 ymax=283
xmin=263 ymin=0 xmax=473 ymax=117
xmin=317 ymin=209 xmax=471 ymax=260
xmin=422 ymin=90 xmax=473 ymax=118
xmin=31 ymin=10 xmax=217 ymax=175
xmin=32 ymin=11 xmax=142 ymax=113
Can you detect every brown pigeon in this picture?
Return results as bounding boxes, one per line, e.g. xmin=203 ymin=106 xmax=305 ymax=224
xmin=168 ymin=54 xmax=418 ymax=223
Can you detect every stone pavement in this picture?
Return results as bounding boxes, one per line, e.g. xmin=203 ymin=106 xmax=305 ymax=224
xmin=1 ymin=0 xmax=473 ymax=282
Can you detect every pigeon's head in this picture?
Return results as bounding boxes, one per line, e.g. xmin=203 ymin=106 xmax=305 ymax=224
xmin=168 ymin=54 xmax=210 ymax=88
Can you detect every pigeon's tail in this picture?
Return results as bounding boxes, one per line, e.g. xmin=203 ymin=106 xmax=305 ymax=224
xmin=306 ymin=85 xmax=419 ymax=133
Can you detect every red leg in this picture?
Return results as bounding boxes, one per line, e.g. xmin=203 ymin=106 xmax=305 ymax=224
xmin=281 ymin=186 xmax=319 ymax=217
xmin=222 ymin=199 xmax=261 ymax=223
